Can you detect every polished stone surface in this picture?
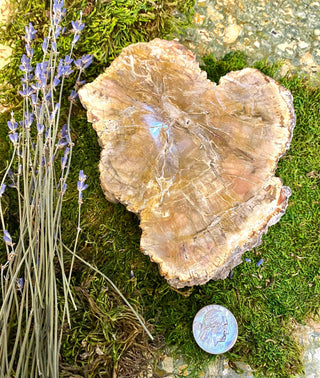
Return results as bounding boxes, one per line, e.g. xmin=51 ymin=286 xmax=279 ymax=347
xmin=79 ymin=39 xmax=295 ymax=288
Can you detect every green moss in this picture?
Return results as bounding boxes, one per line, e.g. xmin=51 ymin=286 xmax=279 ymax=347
xmin=200 ymin=51 xmax=282 ymax=84
xmin=1 ymin=1 xmax=320 ymax=376
xmin=200 ymin=51 xmax=249 ymax=83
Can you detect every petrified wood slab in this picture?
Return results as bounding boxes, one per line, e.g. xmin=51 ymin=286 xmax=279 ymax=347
xmin=79 ymin=39 xmax=295 ymax=288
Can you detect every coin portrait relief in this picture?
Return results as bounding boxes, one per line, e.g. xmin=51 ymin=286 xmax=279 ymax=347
xmin=199 ymin=310 xmax=229 ymax=347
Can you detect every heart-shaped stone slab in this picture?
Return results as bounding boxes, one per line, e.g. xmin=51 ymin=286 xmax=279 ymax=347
xmin=79 ymin=39 xmax=295 ymax=288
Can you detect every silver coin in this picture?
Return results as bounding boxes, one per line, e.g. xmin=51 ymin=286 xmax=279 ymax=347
xmin=192 ymin=304 xmax=238 ymax=354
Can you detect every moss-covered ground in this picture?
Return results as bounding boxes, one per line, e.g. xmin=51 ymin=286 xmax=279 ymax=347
xmin=1 ymin=1 xmax=320 ymax=377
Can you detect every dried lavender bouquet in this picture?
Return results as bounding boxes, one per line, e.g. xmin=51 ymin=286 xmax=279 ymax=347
xmin=0 ymin=1 xmax=151 ymax=376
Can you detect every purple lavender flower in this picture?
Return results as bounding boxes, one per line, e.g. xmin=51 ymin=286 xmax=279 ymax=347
xmin=3 ymin=230 xmax=13 ymax=246
xmin=52 ymin=41 xmax=57 ymax=53
xmin=60 ymin=147 xmax=69 ymax=170
xmin=63 ymin=65 xmax=73 ymax=76
xmin=41 ymin=61 xmax=49 ymax=73
xmin=58 ymin=59 xmax=64 ymax=74
xmin=31 ymin=94 xmax=38 ymax=105
xmin=43 ymin=60 xmax=49 ymax=72
xmin=62 ymin=56 xmax=73 ymax=76
xmin=7 ymin=120 xmax=18 ymax=132
xmin=19 ymin=54 xmax=32 ymax=73
xmin=53 ymin=77 xmax=60 ymax=88
xmin=9 ymin=132 xmax=19 ymax=144
xmin=77 ymin=170 xmax=88 ymax=203
xmin=20 ymin=54 xmax=31 ymax=66
xmin=34 ymin=62 xmax=47 ymax=84
xmin=82 ymin=55 xmax=93 ymax=69
xmin=0 ymin=183 xmax=6 ymax=197
xmin=69 ymin=90 xmax=78 ymax=102
xmin=71 ymin=11 xmax=84 ymax=44
xmin=57 ymin=138 xmax=69 ymax=149
xmin=34 ymin=105 xmax=42 ymax=120
xmin=21 ymin=72 xmax=34 ymax=83
xmin=37 ymin=123 xmax=45 ymax=134
xmin=78 ymin=170 xmax=87 ymax=182
xmin=42 ymin=37 xmax=48 ymax=52
xmin=74 ymin=59 xmax=82 ymax=69
xmin=65 ymin=55 xmax=73 ymax=65
xmin=19 ymin=84 xmax=34 ymax=98
xmin=53 ymin=0 xmax=66 ymax=26
xmin=53 ymin=0 xmax=64 ymax=12
xmin=57 ymin=59 xmax=64 ymax=77
xmin=45 ymin=90 xmax=52 ymax=102
xmin=71 ymin=19 xmax=85 ymax=33
xmin=245 ymin=258 xmax=252 ymax=262
xmin=60 ymin=124 xmax=68 ymax=139
xmin=61 ymin=156 xmax=67 ymax=170
xmin=59 ymin=183 xmax=67 ymax=195
xmin=24 ymin=23 xmax=37 ymax=42
xmin=62 ymin=183 xmax=67 ymax=194
xmin=72 ymin=34 xmax=80 ymax=45
xmin=49 ymin=112 xmax=56 ymax=124
xmin=7 ymin=170 xmax=16 ymax=189
xmin=56 ymin=57 xmax=73 ymax=77
xmin=49 ymin=103 xmax=60 ymax=122
xmin=75 ymin=54 xmax=93 ymax=71
xmin=17 ymin=278 xmax=24 ymax=291
xmin=75 ymin=79 xmax=86 ymax=89
xmin=77 ymin=181 xmax=88 ymax=192
xmin=53 ymin=0 xmax=66 ymax=25
xmin=24 ymin=113 xmax=34 ymax=128
xmin=25 ymin=44 xmax=34 ymax=58
xmin=34 ymin=62 xmax=47 ymax=79
xmin=55 ymin=25 xmax=62 ymax=38
xmin=256 ymin=258 xmax=264 ymax=267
